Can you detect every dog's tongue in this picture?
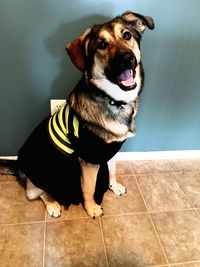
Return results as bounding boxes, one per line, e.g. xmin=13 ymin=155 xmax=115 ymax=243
xmin=117 ymin=69 xmax=134 ymax=87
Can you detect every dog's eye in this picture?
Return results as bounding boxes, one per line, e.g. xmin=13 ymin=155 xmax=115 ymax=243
xmin=97 ymin=39 xmax=109 ymax=50
xmin=123 ymin=31 xmax=132 ymax=40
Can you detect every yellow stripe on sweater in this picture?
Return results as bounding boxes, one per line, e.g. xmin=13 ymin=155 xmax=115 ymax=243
xmin=48 ymin=117 xmax=74 ymax=154
xmin=52 ymin=115 xmax=70 ymax=144
xmin=58 ymin=105 xmax=67 ymax=134
xmin=73 ymin=115 xmax=79 ymax=137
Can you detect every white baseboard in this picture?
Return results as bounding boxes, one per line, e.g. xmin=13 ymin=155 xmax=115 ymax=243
xmin=116 ymin=150 xmax=200 ymax=161
xmin=1 ymin=150 xmax=200 ymax=162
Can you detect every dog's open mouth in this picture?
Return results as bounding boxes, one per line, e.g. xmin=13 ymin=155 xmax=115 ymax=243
xmin=117 ymin=69 xmax=137 ymax=91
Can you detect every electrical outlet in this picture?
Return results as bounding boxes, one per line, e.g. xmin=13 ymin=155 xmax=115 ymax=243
xmin=50 ymin=99 xmax=66 ymax=115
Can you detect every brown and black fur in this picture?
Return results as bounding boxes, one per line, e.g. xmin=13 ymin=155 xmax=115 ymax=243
xmin=67 ymin=11 xmax=154 ymax=143
xmin=1 ymin=11 xmax=154 ymax=218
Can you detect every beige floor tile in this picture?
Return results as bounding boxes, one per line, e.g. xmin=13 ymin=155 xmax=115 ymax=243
xmin=175 ymin=172 xmax=200 ymax=208
xmin=169 ymin=159 xmax=200 ymax=172
xmin=102 ymin=176 xmax=146 ymax=215
xmin=197 ymin=209 xmax=200 ymax=217
xmin=130 ymin=160 xmax=172 ymax=175
xmin=171 ymin=262 xmax=200 ymax=267
xmin=46 ymin=202 xmax=88 ymax=221
xmin=116 ymin=161 xmax=133 ymax=175
xmin=45 ymin=219 xmax=107 ymax=266
xmin=151 ymin=210 xmax=200 ymax=263
xmin=101 ymin=214 xmax=167 ymax=266
xmin=0 ymin=182 xmax=45 ymax=224
xmin=136 ymin=173 xmax=192 ymax=212
xmin=0 ymin=223 xmax=44 ymax=267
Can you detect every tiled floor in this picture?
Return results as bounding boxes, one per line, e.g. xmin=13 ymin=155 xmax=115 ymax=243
xmin=1 ymin=159 xmax=200 ymax=266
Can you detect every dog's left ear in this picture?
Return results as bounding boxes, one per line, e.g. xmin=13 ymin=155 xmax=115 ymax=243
xmin=66 ymin=28 xmax=91 ymax=71
xmin=121 ymin=11 xmax=154 ymax=34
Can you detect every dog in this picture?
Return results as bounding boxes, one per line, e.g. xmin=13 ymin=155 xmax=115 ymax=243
xmin=2 ymin=11 xmax=154 ymax=218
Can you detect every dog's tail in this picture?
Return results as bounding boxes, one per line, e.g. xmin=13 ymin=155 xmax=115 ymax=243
xmin=0 ymin=159 xmax=18 ymax=175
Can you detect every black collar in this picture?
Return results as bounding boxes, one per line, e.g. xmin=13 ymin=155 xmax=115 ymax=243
xmin=95 ymin=88 xmax=127 ymax=107
xmin=87 ymin=83 xmax=127 ymax=108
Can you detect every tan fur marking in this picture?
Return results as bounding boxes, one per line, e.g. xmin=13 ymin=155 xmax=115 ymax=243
xmin=132 ymin=39 xmax=141 ymax=63
xmin=113 ymin=23 xmax=123 ymax=39
xmin=26 ymin=178 xmax=44 ymax=200
xmin=99 ymin=29 xmax=113 ymax=42
xmin=66 ymin=28 xmax=91 ymax=70
xmin=79 ymin=158 xmax=103 ymax=218
xmin=113 ymin=23 xmax=141 ymax=63
xmin=40 ymin=192 xmax=61 ymax=217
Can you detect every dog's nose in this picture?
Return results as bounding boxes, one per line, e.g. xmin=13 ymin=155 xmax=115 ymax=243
xmin=121 ymin=51 xmax=134 ymax=64
xmin=117 ymin=50 xmax=137 ymax=70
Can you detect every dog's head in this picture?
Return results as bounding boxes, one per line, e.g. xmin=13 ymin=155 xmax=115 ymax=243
xmin=66 ymin=11 xmax=154 ymax=102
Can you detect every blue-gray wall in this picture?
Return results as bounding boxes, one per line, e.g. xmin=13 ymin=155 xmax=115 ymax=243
xmin=0 ymin=0 xmax=200 ymax=155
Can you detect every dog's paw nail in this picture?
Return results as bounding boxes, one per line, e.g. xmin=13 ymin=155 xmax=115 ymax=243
xmin=93 ymin=216 xmax=95 ymax=220
xmin=120 ymin=194 xmax=122 ymax=196
xmin=101 ymin=207 xmax=103 ymax=210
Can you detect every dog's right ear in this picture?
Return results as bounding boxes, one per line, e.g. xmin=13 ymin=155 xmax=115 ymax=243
xmin=121 ymin=11 xmax=154 ymax=34
xmin=66 ymin=28 xmax=91 ymax=71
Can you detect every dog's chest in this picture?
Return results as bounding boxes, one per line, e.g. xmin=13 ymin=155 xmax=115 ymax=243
xmin=104 ymin=100 xmax=138 ymax=140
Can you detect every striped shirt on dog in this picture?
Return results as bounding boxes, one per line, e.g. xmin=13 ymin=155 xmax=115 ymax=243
xmin=48 ymin=103 xmax=79 ymax=155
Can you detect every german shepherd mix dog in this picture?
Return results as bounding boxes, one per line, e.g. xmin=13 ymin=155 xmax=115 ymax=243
xmin=1 ymin=11 xmax=154 ymax=218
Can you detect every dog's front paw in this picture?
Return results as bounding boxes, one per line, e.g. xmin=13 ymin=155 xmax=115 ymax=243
xmin=84 ymin=201 xmax=103 ymax=218
xmin=109 ymin=181 xmax=127 ymax=196
xmin=45 ymin=201 xmax=62 ymax=218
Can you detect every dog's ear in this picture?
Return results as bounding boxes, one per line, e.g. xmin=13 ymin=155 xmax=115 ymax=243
xmin=121 ymin=11 xmax=154 ymax=34
xmin=66 ymin=28 xmax=91 ymax=71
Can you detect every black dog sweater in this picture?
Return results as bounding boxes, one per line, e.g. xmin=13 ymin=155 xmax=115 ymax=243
xmin=18 ymin=103 xmax=124 ymax=206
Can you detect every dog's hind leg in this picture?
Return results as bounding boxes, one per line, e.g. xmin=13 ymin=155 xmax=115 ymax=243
xmin=26 ymin=177 xmax=61 ymax=218
xmin=26 ymin=178 xmax=44 ymax=200
xmin=108 ymin=155 xmax=127 ymax=196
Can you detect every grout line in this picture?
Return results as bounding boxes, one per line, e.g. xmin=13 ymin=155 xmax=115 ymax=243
xmin=130 ymin=163 xmax=170 ymax=266
xmin=102 ymin=208 xmax=198 ymax=219
xmin=167 ymin=160 xmax=200 ymax=218
xmin=195 ymin=209 xmax=200 ymax=219
xmin=127 ymin=170 xmax=200 ymax=177
xmin=147 ymin=213 xmax=170 ymax=266
xmin=45 ymin=216 xmax=91 ymax=224
xmin=0 ymin=220 xmax=45 ymax=227
xmin=148 ymin=208 xmax=197 ymax=214
xmin=145 ymin=264 xmax=169 ymax=267
xmin=103 ymin=211 xmax=148 ymax=218
xmin=42 ymin=218 xmax=46 ymax=267
xmin=1 ymin=207 xmax=198 ymax=227
xmin=128 ymin=160 xmax=135 ymax=176
xmin=42 ymin=207 xmax=47 ymax=267
xmin=169 ymin=259 xmax=200 ymax=266
xmin=98 ymin=218 xmax=109 ymax=267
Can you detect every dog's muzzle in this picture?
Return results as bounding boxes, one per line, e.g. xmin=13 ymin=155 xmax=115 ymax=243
xmin=107 ymin=50 xmax=138 ymax=91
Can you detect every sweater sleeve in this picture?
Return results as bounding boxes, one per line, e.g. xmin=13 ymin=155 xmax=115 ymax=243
xmin=68 ymin=125 xmax=124 ymax=164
